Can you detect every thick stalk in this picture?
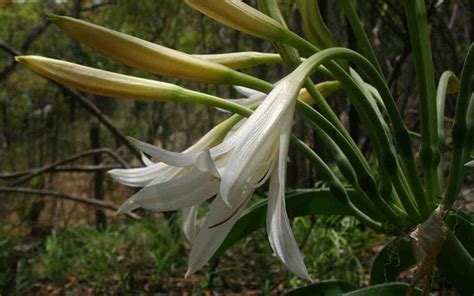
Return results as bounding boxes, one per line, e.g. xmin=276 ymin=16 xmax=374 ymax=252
xmin=443 ymin=45 xmax=474 ymax=208
xmin=401 ymin=0 xmax=439 ymax=211
xmin=436 ymin=71 xmax=458 ymax=189
xmin=336 ymin=0 xmax=383 ymax=74
xmin=290 ymin=136 xmax=385 ymax=232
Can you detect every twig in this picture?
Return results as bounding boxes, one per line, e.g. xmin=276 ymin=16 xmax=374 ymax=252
xmin=1 ymin=40 xmax=143 ymax=161
xmin=0 ymin=18 xmax=51 ymax=81
xmin=0 ymin=164 xmax=132 ymax=179
xmin=9 ymin=148 xmax=129 ymax=186
xmin=82 ymin=1 xmax=114 ymax=11
xmin=0 ymin=186 xmax=141 ymax=220
xmin=57 ymin=84 xmax=142 ymax=160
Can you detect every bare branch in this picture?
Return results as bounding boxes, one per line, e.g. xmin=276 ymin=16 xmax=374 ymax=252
xmin=0 ymin=18 xmax=51 ymax=81
xmin=9 ymin=148 xmax=129 ymax=186
xmin=0 ymin=164 xmax=132 ymax=180
xmin=0 ymin=186 xmax=141 ymax=220
xmin=82 ymin=1 xmax=114 ymax=11
xmin=57 ymin=84 xmax=142 ymax=160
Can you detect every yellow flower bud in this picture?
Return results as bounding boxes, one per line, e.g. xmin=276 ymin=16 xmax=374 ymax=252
xmin=299 ymin=81 xmax=341 ymax=105
xmin=16 ymin=56 xmax=180 ymax=101
xmin=185 ymin=0 xmax=288 ymax=42
xmin=193 ymin=52 xmax=281 ymax=69
xmin=48 ymin=14 xmax=237 ymax=84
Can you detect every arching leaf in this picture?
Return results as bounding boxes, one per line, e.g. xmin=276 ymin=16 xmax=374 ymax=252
xmin=344 ymin=282 xmax=423 ymax=296
xmin=369 ymin=238 xmax=415 ymax=285
xmin=212 ymin=189 xmax=355 ymax=259
xmin=284 ymin=280 xmax=357 ymax=296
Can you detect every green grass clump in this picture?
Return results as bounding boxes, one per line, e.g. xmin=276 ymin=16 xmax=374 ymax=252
xmin=0 ymin=214 xmax=384 ymax=295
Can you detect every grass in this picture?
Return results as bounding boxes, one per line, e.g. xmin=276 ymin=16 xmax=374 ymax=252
xmin=0 ymin=211 xmax=386 ymax=295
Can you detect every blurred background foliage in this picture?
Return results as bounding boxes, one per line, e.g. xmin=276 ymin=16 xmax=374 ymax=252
xmin=0 ymin=0 xmax=472 ymax=294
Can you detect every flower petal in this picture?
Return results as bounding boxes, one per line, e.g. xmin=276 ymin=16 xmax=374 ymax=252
xmin=127 ymin=168 xmax=219 ymax=212
xmin=141 ymin=152 xmax=155 ymax=167
xmin=128 ymin=136 xmax=219 ymax=177
xmin=108 ymin=163 xmax=181 ymax=187
xmin=465 ymin=160 xmax=474 ymax=168
xmin=186 ymin=192 xmax=252 ymax=276
xmin=266 ymin=110 xmax=311 ymax=281
xmin=183 ymin=205 xmax=199 ymax=243
xmin=220 ymin=80 xmax=300 ymax=207
xmin=233 ymin=85 xmax=264 ymax=97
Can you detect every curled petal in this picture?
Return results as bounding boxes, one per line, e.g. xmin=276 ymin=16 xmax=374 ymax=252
xmin=141 ymin=152 xmax=155 ymax=167
xmin=186 ymin=193 xmax=252 ymax=276
xmin=128 ymin=137 xmax=219 ymax=177
xmin=267 ymin=118 xmax=311 ymax=281
xmin=124 ymin=168 xmax=219 ymax=212
xmin=233 ymin=85 xmax=264 ymax=97
xmin=183 ymin=206 xmax=199 ymax=243
xmin=109 ymin=163 xmax=181 ymax=187
xmin=220 ymin=80 xmax=300 ymax=207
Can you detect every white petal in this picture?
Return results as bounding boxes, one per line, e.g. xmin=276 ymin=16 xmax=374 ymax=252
xmin=465 ymin=160 xmax=474 ymax=168
xmin=183 ymin=205 xmax=199 ymax=243
xmin=266 ymin=112 xmax=311 ymax=281
xmin=233 ymin=85 xmax=264 ymax=97
xmin=128 ymin=168 xmax=219 ymax=211
xmin=186 ymin=192 xmax=252 ymax=276
xmin=117 ymin=199 xmax=140 ymax=213
xmin=141 ymin=152 xmax=155 ymax=167
xmin=220 ymin=80 xmax=300 ymax=207
xmin=128 ymin=137 xmax=220 ymax=177
xmin=108 ymin=163 xmax=181 ymax=187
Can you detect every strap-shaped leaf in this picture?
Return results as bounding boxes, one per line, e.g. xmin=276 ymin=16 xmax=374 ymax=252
xmin=445 ymin=211 xmax=474 ymax=256
xmin=369 ymin=238 xmax=415 ymax=285
xmin=369 ymin=211 xmax=473 ymax=293
xmin=212 ymin=189 xmax=355 ymax=259
xmin=284 ymin=280 xmax=356 ymax=296
xmin=344 ymin=283 xmax=423 ymax=296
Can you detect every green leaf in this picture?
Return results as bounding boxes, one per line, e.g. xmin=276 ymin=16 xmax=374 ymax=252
xmin=344 ymin=283 xmax=423 ymax=296
xmin=369 ymin=238 xmax=415 ymax=285
xmin=212 ymin=189 xmax=353 ymax=259
xmin=445 ymin=211 xmax=474 ymax=256
xmin=284 ymin=280 xmax=357 ymax=296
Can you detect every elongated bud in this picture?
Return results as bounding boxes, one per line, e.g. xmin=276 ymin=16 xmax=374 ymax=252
xmin=299 ymin=81 xmax=341 ymax=104
xmin=16 ymin=56 xmax=180 ymax=101
xmin=16 ymin=56 xmax=254 ymax=116
xmin=193 ymin=52 xmax=282 ymax=69
xmin=48 ymin=14 xmax=265 ymax=90
xmin=185 ymin=0 xmax=291 ymax=43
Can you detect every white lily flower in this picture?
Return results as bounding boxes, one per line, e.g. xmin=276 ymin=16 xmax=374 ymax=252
xmin=110 ymin=69 xmax=311 ymax=280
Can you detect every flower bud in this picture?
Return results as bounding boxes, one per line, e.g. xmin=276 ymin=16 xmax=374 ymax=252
xmin=16 ymin=56 xmax=180 ymax=101
xmin=185 ymin=0 xmax=289 ymax=42
xmin=193 ymin=52 xmax=281 ymax=69
xmin=48 ymin=14 xmax=257 ymax=85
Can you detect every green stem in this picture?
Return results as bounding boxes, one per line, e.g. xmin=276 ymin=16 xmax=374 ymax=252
xmin=321 ymin=48 xmax=424 ymax=219
xmin=436 ymin=71 xmax=458 ymax=189
xmin=336 ymin=0 xmax=383 ymax=75
xmin=291 ymin=135 xmax=385 ymax=232
xmin=296 ymin=101 xmax=403 ymax=228
xmin=443 ymin=45 xmax=474 ymax=208
xmin=402 ymin=0 xmax=439 ymax=210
